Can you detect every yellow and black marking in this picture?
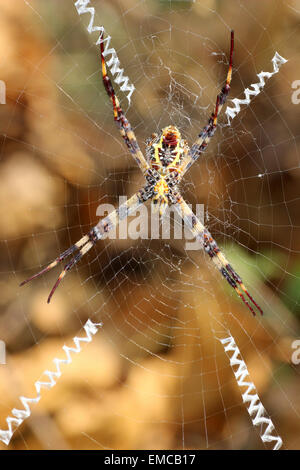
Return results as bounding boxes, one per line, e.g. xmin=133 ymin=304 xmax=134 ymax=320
xmin=148 ymin=126 xmax=185 ymax=215
xmin=153 ymin=126 xmax=183 ymax=170
xmin=152 ymin=178 xmax=170 ymax=215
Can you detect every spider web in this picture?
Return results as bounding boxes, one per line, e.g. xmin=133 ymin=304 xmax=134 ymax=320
xmin=0 ymin=0 xmax=299 ymax=450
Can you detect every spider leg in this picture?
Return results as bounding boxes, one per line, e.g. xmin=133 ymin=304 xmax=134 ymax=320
xmin=19 ymin=234 xmax=92 ymax=296
xmin=171 ymin=192 xmax=263 ymax=316
xmin=179 ymin=30 xmax=234 ymax=179
xmin=100 ymin=32 xmax=150 ymax=175
xmin=20 ymin=186 xmax=154 ymax=303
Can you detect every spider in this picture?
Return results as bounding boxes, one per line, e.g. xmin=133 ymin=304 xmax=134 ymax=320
xmin=21 ymin=31 xmax=263 ymax=316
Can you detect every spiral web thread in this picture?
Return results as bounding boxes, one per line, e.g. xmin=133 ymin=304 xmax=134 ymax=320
xmin=0 ymin=319 xmax=102 ymax=446
xmin=225 ymin=52 xmax=288 ymax=123
xmin=219 ymin=333 xmax=283 ymax=450
xmin=74 ymin=0 xmax=135 ymax=103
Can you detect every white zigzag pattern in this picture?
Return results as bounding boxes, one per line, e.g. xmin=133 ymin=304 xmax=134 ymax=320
xmin=0 ymin=319 xmax=102 ymax=446
xmin=74 ymin=0 xmax=135 ymax=104
xmin=225 ymin=52 xmax=288 ymax=123
xmin=220 ymin=335 xmax=283 ymax=450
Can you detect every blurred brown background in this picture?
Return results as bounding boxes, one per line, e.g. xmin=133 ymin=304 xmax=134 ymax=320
xmin=0 ymin=0 xmax=299 ymax=450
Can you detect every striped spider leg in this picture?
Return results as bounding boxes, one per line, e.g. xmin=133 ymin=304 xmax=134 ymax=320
xmin=179 ymin=30 xmax=234 ymax=179
xmin=20 ymin=185 xmax=154 ymax=303
xmin=100 ymin=32 xmax=150 ymax=176
xmin=170 ymin=191 xmax=263 ymax=316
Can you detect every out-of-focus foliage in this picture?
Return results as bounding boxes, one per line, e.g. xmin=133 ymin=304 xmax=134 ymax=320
xmin=0 ymin=0 xmax=299 ymax=450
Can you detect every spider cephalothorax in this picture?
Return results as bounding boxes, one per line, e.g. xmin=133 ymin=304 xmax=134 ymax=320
xmin=20 ymin=31 xmax=263 ymax=317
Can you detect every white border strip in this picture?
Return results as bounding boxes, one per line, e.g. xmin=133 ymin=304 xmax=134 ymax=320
xmin=225 ymin=52 xmax=288 ymax=123
xmin=0 ymin=319 xmax=102 ymax=446
xmin=219 ymin=334 xmax=283 ymax=450
xmin=74 ymin=0 xmax=135 ymax=104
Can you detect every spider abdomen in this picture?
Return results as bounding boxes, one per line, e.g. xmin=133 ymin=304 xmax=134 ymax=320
xmin=146 ymin=125 xmax=188 ymax=174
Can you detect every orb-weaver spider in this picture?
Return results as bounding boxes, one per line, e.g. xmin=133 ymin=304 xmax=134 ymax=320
xmin=21 ymin=31 xmax=263 ymax=316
